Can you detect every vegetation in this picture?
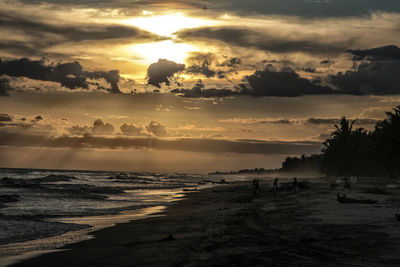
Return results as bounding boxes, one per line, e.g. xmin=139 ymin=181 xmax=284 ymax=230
xmin=281 ymin=105 xmax=400 ymax=178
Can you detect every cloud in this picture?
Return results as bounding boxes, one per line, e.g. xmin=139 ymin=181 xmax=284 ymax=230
xmin=218 ymin=57 xmax=242 ymax=67
xmin=67 ymin=119 xmax=117 ymax=136
xmin=0 ymin=10 xmax=160 ymax=56
xmin=347 ymin=45 xmax=400 ymax=61
xmin=0 ymin=78 xmax=13 ymax=96
xmin=219 ymin=117 xmax=380 ymax=125
xmin=0 ymin=113 xmax=12 ymax=122
xmin=0 ymin=58 xmax=122 ymax=93
xmin=67 ymin=125 xmax=91 ymax=136
xmin=171 ymin=80 xmax=237 ymax=98
xmin=305 ymin=118 xmax=380 ymax=125
xmin=91 ymin=119 xmax=115 ymax=135
xmin=209 ymin=0 xmax=400 ymax=18
xmin=0 ymin=130 xmax=322 ymax=155
xmin=177 ymin=27 xmax=352 ymax=55
xmin=172 ymin=66 xmax=332 ymax=98
xmin=120 ymin=123 xmax=144 ymax=136
xmin=186 ymin=64 xmax=216 ymax=78
xmin=185 ymin=53 xmax=242 ymax=79
xmin=172 ymin=45 xmax=400 ymax=98
xmin=186 ymin=53 xmax=216 ymax=78
xmin=145 ymin=121 xmax=167 ymax=137
xmin=243 ymin=65 xmax=333 ymax=97
xmin=147 ymin=59 xmax=185 ymax=88
xmin=85 ymin=70 xmax=121 ymax=94
xmin=219 ymin=117 xmax=296 ymax=124
xmin=34 ymin=115 xmax=43 ymax=121
xmin=328 ymin=45 xmax=400 ymax=95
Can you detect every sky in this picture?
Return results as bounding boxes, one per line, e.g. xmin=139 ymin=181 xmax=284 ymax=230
xmin=1 ymin=0 xmax=400 ymax=173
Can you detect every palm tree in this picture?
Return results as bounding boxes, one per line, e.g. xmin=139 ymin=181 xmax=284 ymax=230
xmin=322 ymin=117 xmax=360 ymax=176
xmin=372 ymin=106 xmax=400 ymax=178
xmin=332 ymin=117 xmax=356 ymax=140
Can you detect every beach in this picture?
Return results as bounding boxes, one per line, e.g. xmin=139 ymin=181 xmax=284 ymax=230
xmin=8 ymin=178 xmax=400 ymax=267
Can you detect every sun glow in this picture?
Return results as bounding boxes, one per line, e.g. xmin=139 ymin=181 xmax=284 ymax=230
xmin=129 ymin=40 xmax=197 ymax=64
xmin=123 ymin=12 xmax=215 ymax=37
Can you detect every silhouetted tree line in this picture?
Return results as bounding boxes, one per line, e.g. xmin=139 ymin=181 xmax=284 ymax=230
xmin=281 ymin=154 xmax=323 ymax=174
xmin=282 ymin=105 xmax=400 ymax=178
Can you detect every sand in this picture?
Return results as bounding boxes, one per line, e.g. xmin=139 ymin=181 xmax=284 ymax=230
xmin=9 ymin=179 xmax=400 ymax=266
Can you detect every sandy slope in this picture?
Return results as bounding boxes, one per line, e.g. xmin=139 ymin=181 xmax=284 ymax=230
xmin=11 ymin=180 xmax=400 ymax=266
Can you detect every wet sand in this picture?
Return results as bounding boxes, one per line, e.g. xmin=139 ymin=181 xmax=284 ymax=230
xmin=10 ymin=180 xmax=400 ymax=266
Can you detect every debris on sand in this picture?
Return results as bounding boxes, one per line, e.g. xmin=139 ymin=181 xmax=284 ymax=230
xmin=363 ymin=187 xmax=390 ymax=195
xmin=161 ymin=234 xmax=175 ymax=242
xmin=337 ymin=194 xmax=377 ymax=204
xmin=0 ymin=194 xmax=20 ymax=203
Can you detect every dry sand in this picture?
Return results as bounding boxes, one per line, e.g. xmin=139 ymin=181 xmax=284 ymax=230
xmin=10 ymin=179 xmax=400 ymax=266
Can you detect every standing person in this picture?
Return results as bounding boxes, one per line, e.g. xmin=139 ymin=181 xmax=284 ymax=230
xmin=292 ymin=177 xmax=299 ymax=192
xmin=343 ymin=177 xmax=352 ymax=192
xmin=252 ymin=179 xmax=259 ymax=196
xmin=273 ymin=178 xmax=278 ymax=197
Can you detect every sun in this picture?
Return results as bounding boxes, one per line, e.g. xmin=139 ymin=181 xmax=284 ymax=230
xmin=121 ymin=12 xmax=217 ymax=67
xmin=123 ymin=12 xmax=215 ymax=37
xmin=129 ymin=40 xmax=197 ymax=64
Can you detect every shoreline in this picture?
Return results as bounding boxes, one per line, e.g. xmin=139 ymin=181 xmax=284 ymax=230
xmin=0 ymin=205 xmax=168 ymax=267
xmin=8 ymin=179 xmax=400 ymax=266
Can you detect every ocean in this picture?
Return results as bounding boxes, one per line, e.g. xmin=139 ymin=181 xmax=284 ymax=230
xmin=0 ymin=168 xmax=209 ymax=263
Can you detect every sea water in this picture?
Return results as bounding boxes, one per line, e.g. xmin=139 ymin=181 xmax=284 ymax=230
xmin=0 ymin=168 xmax=207 ymax=263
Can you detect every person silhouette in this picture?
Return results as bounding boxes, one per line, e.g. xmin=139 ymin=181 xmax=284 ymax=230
xmin=273 ymin=178 xmax=278 ymax=197
xmin=343 ymin=177 xmax=352 ymax=192
xmin=252 ymin=179 xmax=260 ymax=196
xmin=292 ymin=177 xmax=299 ymax=192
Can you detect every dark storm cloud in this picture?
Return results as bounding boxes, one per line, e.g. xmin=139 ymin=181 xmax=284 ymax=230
xmin=85 ymin=70 xmax=121 ymax=94
xmin=18 ymin=0 xmax=207 ymax=9
xmin=177 ymin=27 xmax=352 ymax=55
xmin=0 ymin=130 xmax=322 ymax=155
xmin=209 ymin=0 xmax=400 ymax=18
xmin=243 ymin=66 xmax=333 ymax=97
xmin=17 ymin=0 xmax=400 ymax=18
xmin=0 ymin=78 xmax=13 ymax=96
xmin=172 ymin=66 xmax=332 ymax=98
xmin=0 ymin=58 xmax=122 ymax=93
xmin=328 ymin=45 xmax=400 ymax=95
xmin=0 ymin=11 xmax=160 ymax=56
xmin=147 ymin=59 xmax=185 ymax=88
xmin=175 ymin=45 xmax=400 ymax=98
xmin=0 ymin=113 xmax=12 ymax=122
xmin=347 ymin=45 xmax=400 ymax=61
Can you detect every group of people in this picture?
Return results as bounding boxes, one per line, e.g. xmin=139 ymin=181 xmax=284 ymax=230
xmin=330 ymin=177 xmax=352 ymax=192
xmin=252 ymin=177 xmax=299 ymax=197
